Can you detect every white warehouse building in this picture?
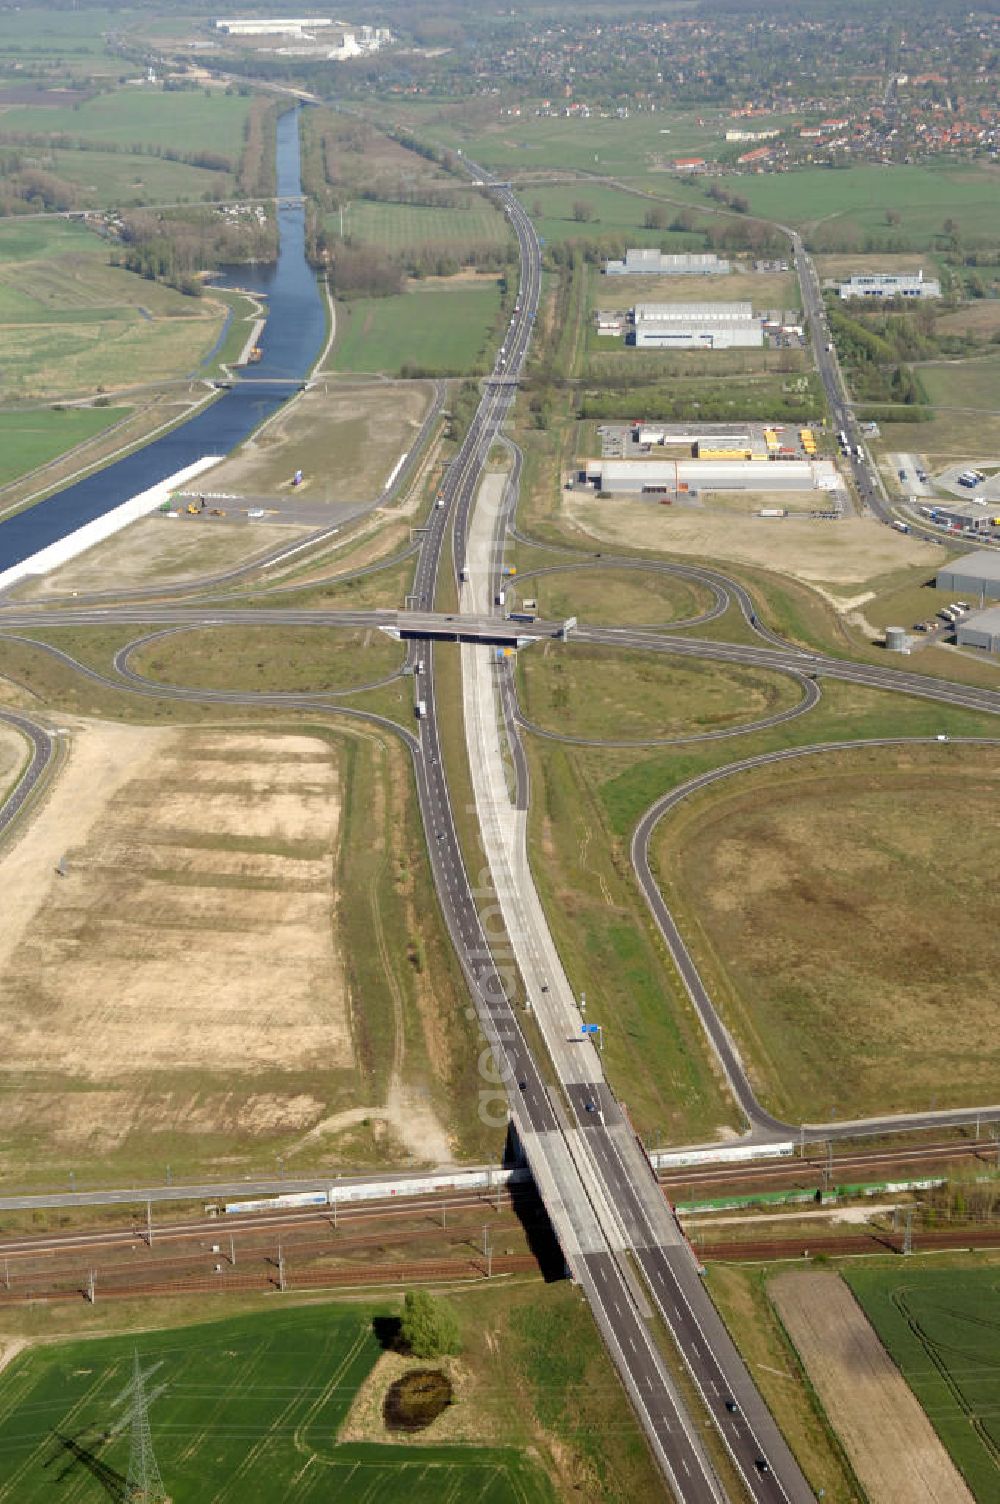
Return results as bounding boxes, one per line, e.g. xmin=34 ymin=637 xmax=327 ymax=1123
xmin=634 ymin=301 xmax=753 ymax=322
xmin=838 ymin=269 xmax=940 ymax=300
xmin=605 ymin=249 xmax=730 ymax=276
xmin=586 ymin=459 xmax=813 ymax=494
xmin=215 ymin=17 xmax=333 ymax=35
xmin=635 ymin=322 xmax=762 ymax=349
xmin=632 ymin=300 xmax=762 ymax=350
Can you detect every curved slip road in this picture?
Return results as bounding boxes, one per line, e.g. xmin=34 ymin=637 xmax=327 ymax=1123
xmin=0 ymin=708 xmax=55 ymax=843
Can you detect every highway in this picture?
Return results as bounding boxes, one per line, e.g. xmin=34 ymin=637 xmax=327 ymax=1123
xmin=787 ymin=228 xmax=891 ymax=521
xmin=433 ymin=172 xmax=814 ymax=1503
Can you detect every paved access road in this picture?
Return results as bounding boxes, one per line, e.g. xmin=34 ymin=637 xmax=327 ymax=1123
xmin=0 ymin=708 xmax=55 ymax=844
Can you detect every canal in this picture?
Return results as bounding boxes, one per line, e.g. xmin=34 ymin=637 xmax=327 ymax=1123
xmin=0 ymin=107 xmax=326 ymax=574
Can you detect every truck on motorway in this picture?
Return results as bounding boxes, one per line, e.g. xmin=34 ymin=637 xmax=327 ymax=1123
xmin=509 ymin=610 xmax=536 ymax=622
xmin=891 ymin=519 xmax=910 ymax=532
xmin=415 ymin=700 xmax=427 ymax=718
xmin=495 ymin=589 xmax=506 ymax=606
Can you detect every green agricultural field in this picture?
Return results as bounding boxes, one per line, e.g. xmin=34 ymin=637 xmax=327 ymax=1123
xmin=915 ymin=353 xmax=1000 ymax=414
xmin=0 ymin=4 xmax=117 ymax=61
xmin=43 ymin=145 xmax=232 ymax=206
xmin=0 ymin=86 xmax=253 ymax=161
xmin=846 ymin=1266 xmax=1000 ymax=1502
xmin=0 ymin=1304 xmax=554 ymax=1504
xmin=0 ymin=219 xmax=226 ymax=397
xmin=399 ymin=104 xmax=725 ymax=182
xmin=715 ymin=163 xmax=1000 ymax=249
xmin=0 ymin=218 xmax=97 ymax=265
xmin=525 ymin=181 xmax=704 ymax=248
xmin=328 ymin=281 xmax=503 ymax=376
xmin=329 ymin=196 xmax=510 ymax=253
xmin=0 ymin=406 xmax=127 ymax=486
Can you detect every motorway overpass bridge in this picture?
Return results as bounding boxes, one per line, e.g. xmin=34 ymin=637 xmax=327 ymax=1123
xmin=389 ymin=609 xmax=576 ymax=648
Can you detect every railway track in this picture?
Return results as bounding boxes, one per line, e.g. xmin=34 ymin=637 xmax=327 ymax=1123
xmin=697 ymin=1225 xmax=1000 ymax=1263
xmin=0 ymin=1252 xmax=539 ymax=1305
xmin=660 ymin=1137 xmax=1000 ymax=1198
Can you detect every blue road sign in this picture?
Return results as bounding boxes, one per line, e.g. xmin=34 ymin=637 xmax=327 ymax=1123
xmin=581 ymin=1023 xmax=599 ymax=1035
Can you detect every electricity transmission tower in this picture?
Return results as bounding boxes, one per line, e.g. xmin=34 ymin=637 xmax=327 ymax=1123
xmin=110 ymin=1349 xmax=169 ymax=1503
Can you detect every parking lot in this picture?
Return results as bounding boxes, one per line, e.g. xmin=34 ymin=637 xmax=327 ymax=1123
xmin=598 ymin=421 xmax=821 ymax=461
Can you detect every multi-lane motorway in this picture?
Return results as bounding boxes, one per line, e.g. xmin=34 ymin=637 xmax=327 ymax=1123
xmin=788 ymin=228 xmax=891 ymax=520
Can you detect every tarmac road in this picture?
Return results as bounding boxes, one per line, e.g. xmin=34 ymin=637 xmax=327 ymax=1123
xmin=0 ymin=708 xmax=55 ymax=843
xmin=786 ymin=229 xmax=891 ymax=522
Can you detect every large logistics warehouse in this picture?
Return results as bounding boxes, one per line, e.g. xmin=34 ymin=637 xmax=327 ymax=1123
xmin=936 ymin=550 xmax=1000 ymax=601
xmin=635 ymin=321 xmax=762 ymax=350
xmin=632 ymin=300 xmax=762 ymax=350
xmin=585 ymin=459 xmax=814 ymax=494
xmin=635 ymin=302 xmax=753 ymax=322
xmin=605 ymin=249 xmax=730 ymax=276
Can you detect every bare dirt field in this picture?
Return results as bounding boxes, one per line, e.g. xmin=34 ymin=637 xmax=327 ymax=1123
xmin=701 ymin=491 xmax=825 ymax=516
xmin=563 ymin=490 xmax=944 ymax=588
xmin=16 ymin=515 xmax=307 ymax=600
xmin=815 ymin=253 xmax=932 ymax=280
xmin=771 ymin=1271 xmax=974 ymax=1504
xmin=590 ymin=269 xmax=797 ymax=312
xmin=0 ymin=723 xmax=27 ymax=804
xmin=198 ymin=381 xmax=433 ymax=502
xmin=0 ymin=720 xmax=351 ymax=1174
xmin=934 ymin=302 xmax=1000 ymax=338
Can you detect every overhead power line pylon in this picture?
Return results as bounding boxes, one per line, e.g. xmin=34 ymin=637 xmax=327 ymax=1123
xmin=110 ymin=1349 xmax=169 ymax=1503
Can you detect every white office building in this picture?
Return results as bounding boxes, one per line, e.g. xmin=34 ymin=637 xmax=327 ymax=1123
xmin=838 ymin=269 xmax=940 ymax=300
xmin=604 ymin=249 xmax=730 ymax=276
